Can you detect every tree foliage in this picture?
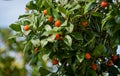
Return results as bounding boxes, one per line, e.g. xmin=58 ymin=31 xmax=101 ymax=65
xmin=10 ymin=0 xmax=120 ymax=76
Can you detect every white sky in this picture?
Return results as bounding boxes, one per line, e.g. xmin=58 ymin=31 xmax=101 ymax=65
xmin=0 ymin=0 xmax=29 ymax=28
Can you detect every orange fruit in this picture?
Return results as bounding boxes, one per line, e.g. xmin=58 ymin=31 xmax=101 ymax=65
xmin=85 ymin=53 xmax=91 ymax=59
xmin=43 ymin=9 xmax=47 ymax=15
xmin=107 ymin=60 xmax=113 ymax=66
xmin=81 ymin=21 xmax=88 ymax=27
xmin=24 ymin=25 xmax=29 ymax=31
xmin=55 ymin=33 xmax=60 ymax=40
xmin=100 ymin=1 xmax=108 ymax=8
xmin=48 ymin=16 xmax=53 ymax=22
xmin=52 ymin=59 xmax=58 ymax=65
xmin=91 ymin=64 xmax=97 ymax=70
xmin=55 ymin=20 xmax=61 ymax=27
xmin=111 ymin=55 xmax=118 ymax=61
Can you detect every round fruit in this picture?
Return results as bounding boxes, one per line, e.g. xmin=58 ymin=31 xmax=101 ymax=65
xmin=55 ymin=20 xmax=61 ymax=27
xmin=55 ymin=33 xmax=60 ymax=40
xmin=85 ymin=53 xmax=91 ymax=59
xmin=91 ymin=64 xmax=97 ymax=70
xmin=81 ymin=21 xmax=88 ymax=27
xmin=107 ymin=60 xmax=113 ymax=66
xmin=111 ymin=55 xmax=118 ymax=61
xmin=52 ymin=59 xmax=58 ymax=65
xmin=48 ymin=16 xmax=53 ymax=22
xmin=43 ymin=9 xmax=47 ymax=15
xmin=100 ymin=1 xmax=108 ymax=8
xmin=24 ymin=25 xmax=29 ymax=31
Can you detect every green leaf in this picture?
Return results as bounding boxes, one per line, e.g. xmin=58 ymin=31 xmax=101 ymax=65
xmin=40 ymin=39 xmax=48 ymax=48
xmin=58 ymin=6 xmax=67 ymax=15
xmin=115 ymin=15 xmax=120 ymax=24
xmin=87 ymin=68 xmax=97 ymax=76
xmin=84 ymin=2 xmax=96 ymax=14
xmin=65 ymin=23 xmax=74 ymax=33
xmin=47 ymin=35 xmax=55 ymax=42
xmin=45 ymin=25 xmax=52 ymax=31
xmin=76 ymin=52 xmax=84 ymax=63
xmin=42 ymin=30 xmax=57 ymax=36
xmin=39 ymin=67 xmax=51 ymax=76
xmin=64 ymin=35 xmax=72 ymax=47
xmin=18 ymin=14 xmax=30 ymax=19
xmin=23 ymin=41 xmax=32 ymax=56
xmin=9 ymin=23 xmax=21 ymax=31
xmin=71 ymin=32 xmax=83 ymax=40
xmin=31 ymin=39 xmax=40 ymax=46
xmin=26 ymin=1 xmax=37 ymax=10
xmin=93 ymin=44 xmax=105 ymax=56
xmin=52 ymin=8 xmax=60 ymax=19
xmin=91 ymin=12 xmax=102 ymax=17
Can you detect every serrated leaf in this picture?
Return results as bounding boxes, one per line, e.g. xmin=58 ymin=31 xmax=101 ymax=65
xmin=64 ymin=35 xmax=72 ymax=47
xmin=40 ymin=39 xmax=48 ymax=48
xmin=9 ymin=23 xmax=21 ymax=31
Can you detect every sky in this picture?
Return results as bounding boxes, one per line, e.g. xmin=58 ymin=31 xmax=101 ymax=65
xmin=0 ymin=0 xmax=29 ymax=28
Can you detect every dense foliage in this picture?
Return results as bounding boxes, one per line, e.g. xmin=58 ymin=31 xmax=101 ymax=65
xmin=10 ymin=0 xmax=120 ymax=76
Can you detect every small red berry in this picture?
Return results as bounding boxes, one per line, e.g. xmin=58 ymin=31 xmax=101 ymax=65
xmin=55 ymin=20 xmax=61 ymax=27
xmin=52 ymin=59 xmax=58 ymax=65
xmin=111 ymin=55 xmax=118 ymax=61
xmin=48 ymin=16 xmax=53 ymax=22
xmin=43 ymin=9 xmax=47 ymax=15
xmin=100 ymin=1 xmax=108 ymax=8
xmin=85 ymin=53 xmax=91 ymax=59
xmin=24 ymin=25 xmax=29 ymax=31
xmin=91 ymin=64 xmax=97 ymax=70
xmin=107 ymin=60 xmax=113 ymax=66
xmin=55 ymin=33 xmax=60 ymax=40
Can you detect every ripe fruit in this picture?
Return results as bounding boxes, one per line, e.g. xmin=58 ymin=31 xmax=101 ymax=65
xmin=24 ymin=25 xmax=29 ymax=31
xmin=55 ymin=33 xmax=60 ymax=40
xmin=43 ymin=9 xmax=47 ymax=15
xmin=80 ymin=21 xmax=88 ymax=27
xmin=85 ymin=53 xmax=91 ymax=59
xmin=100 ymin=1 xmax=108 ymax=8
xmin=91 ymin=64 xmax=97 ymax=70
xmin=55 ymin=20 xmax=61 ymax=27
xmin=48 ymin=16 xmax=53 ymax=22
xmin=107 ymin=60 xmax=113 ymax=66
xmin=111 ymin=55 xmax=118 ymax=61
xmin=52 ymin=59 xmax=58 ymax=65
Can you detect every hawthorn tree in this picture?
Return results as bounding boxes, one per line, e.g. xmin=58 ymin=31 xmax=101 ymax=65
xmin=10 ymin=0 xmax=120 ymax=76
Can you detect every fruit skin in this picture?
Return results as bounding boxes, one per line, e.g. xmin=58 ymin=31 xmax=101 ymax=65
xmin=107 ymin=60 xmax=113 ymax=66
xmin=55 ymin=33 xmax=60 ymax=40
xmin=100 ymin=1 xmax=108 ymax=8
xmin=55 ymin=20 xmax=61 ymax=27
xmin=43 ymin=9 xmax=47 ymax=15
xmin=24 ymin=25 xmax=29 ymax=31
xmin=91 ymin=64 xmax=97 ymax=70
xmin=48 ymin=16 xmax=53 ymax=22
xmin=85 ymin=53 xmax=91 ymax=59
xmin=52 ymin=59 xmax=58 ymax=65
xmin=80 ymin=21 xmax=88 ymax=27
xmin=111 ymin=55 xmax=118 ymax=61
